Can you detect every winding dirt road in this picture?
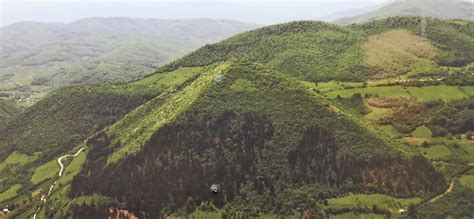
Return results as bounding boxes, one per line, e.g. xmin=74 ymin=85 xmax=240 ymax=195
xmin=429 ymin=180 xmax=454 ymax=203
xmin=32 ymin=147 xmax=85 ymax=219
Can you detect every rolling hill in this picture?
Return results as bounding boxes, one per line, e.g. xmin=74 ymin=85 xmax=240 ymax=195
xmin=335 ymin=0 xmax=474 ymax=25
xmin=0 ymin=17 xmax=258 ymax=104
xmin=0 ymin=17 xmax=473 ymax=218
xmin=160 ymin=17 xmax=473 ymax=81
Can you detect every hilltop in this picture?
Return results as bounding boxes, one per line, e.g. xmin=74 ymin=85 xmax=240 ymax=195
xmin=67 ymin=61 xmax=444 ymax=217
xmin=335 ymin=0 xmax=474 ymax=25
xmin=0 ymin=17 xmax=473 ymax=218
xmin=159 ymin=17 xmax=473 ymax=81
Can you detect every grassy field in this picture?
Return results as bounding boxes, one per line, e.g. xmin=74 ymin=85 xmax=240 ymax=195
xmin=0 ymin=184 xmax=22 ymax=202
xmin=420 ymin=145 xmax=452 ymax=159
xmin=364 ymin=107 xmax=391 ymax=121
xmin=331 ymin=212 xmax=385 ymax=219
xmin=325 ymin=86 xmax=410 ymax=99
xmin=325 ymin=85 xmax=470 ymax=102
xmin=406 ymin=85 xmax=468 ymax=101
xmin=31 ymin=159 xmax=59 ymax=185
xmin=459 ymin=175 xmax=474 ymax=189
xmin=312 ymin=81 xmax=364 ymax=92
xmin=0 ymin=152 xmax=37 ymax=172
xmin=129 ymin=66 xmax=203 ymax=89
xmin=460 ymin=86 xmax=474 ymax=96
xmin=327 ymin=193 xmax=421 ymax=214
xmin=412 ymin=126 xmax=432 ymax=138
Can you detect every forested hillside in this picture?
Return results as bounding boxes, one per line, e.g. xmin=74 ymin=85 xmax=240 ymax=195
xmin=0 ymin=98 xmax=21 ymax=129
xmin=1 ymin=17 xmax=473 ymax=218
xmin=159 ymin=17 xmax=473 ymax=82
xmin=66 ymin=62 xmax=445 ymax=218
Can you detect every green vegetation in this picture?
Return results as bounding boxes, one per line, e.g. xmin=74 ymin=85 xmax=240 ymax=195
xmin=70 ymin=62 xmax=444 ymax=218
xmin=459 ymin=175 xmax=474 ymax=189
xmin=2 ymin=16 xmax=473 ymax=218
xmin=361 ymin=29 xmax=439 ymax=78
xmin=416 ymin=184 xmax=474 ymax=218
xmin=406 ymin=85 xmax=468 ymax=101
xmin=31 ymin=159 xmax=59 ymax=185
xmin=326 ymin=86 xmax=411 ymax=98
xmin=160 ymin=21 xmax=368 ymax=82
xmin=421 ymin=145 xmax=452 ymax=159
xmin=0 ymin=184 xmax=22 ymax=202
xmin=356 ymin=17 xmax=474 ymax=67
xmin=0 ymin=98 xmax=21 ymax=129
xmin=0 ymin=18 xmax=257 ymax=102
xmin=412 ymin=126 xmax=432 ymax=138
xmin=0 ymin=152 xmax=37 ymax=172
xmin=427 ymin=97 xmax=474 ymax=137
xmin=327 ymin=193 xmax=421 ymax=213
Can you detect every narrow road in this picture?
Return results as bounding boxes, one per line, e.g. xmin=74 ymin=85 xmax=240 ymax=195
xmin=429 ymin=180 xmax=454 ymax=203
xmin=32 ymin=147 xmax=85 ymax=219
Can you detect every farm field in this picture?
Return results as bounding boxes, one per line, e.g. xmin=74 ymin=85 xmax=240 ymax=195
xmin=0 ymin=184 xmax=22 ymax=202
xmin=326 ymin=193 xmax=421 ymax=214
xmin=324 ymin=85 xmax=472 ymax=101
xmin=31 ymin=159 xmax=59 ymax=185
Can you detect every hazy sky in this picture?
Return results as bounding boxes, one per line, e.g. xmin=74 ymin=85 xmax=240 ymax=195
xmin=1 ymin=0 xmax=393 ymax=26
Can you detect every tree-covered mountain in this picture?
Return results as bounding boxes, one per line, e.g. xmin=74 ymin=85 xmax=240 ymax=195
xmin=0 ymin=17 xmax=258 ymax=105
xmin=334 ymin=0 xmax=474 ymax=25
xmin=160 ymin=17 xmax=473 ymax=82
xmin=0 ymin=17 xmax=473 ymax=218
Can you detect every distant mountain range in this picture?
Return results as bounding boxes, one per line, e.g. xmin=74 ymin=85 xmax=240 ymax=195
xmin=335 ymin=0 xmax=473 ymax=24
xmin=0 ymin=18 xmax=258 ymax=92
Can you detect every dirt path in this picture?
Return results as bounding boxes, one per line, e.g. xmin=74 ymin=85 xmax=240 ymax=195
xmin=429 ymin=180 xmax=454 ymax=203
xmin=32 ymin=147 xmax=85 ymax=219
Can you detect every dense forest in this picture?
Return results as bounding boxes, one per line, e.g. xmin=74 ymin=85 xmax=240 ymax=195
xmin=69 ymin=62 xmax=445 ymax=217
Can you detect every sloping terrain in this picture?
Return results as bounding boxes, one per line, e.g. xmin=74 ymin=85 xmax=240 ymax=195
xmin=159 ymin=17 xmax=473 ymax=82
xmin=0 ymin=98 xmax=21 ymax=129
xmin=0 ymin=17 xmax=258 ymax=104
xmin=335 ymin=0 xmax=474 ymax=25
xmin=65 ymin=62 xmax=445 ymax=217
xmin=0 ymin=17 xmax=472 ymax=218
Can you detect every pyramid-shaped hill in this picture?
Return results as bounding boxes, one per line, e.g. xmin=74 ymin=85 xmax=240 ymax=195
xmin=70 ymin=62 xmax=445 ymax=216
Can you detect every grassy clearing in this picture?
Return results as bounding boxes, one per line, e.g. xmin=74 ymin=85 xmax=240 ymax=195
xmin=330 ymin=212 xmax=383 ymax=219
xmin=327 ymin=193 xmax=421 ymax=214
xmin=0 ymin=184 xmax=22 ymax=202
xmin=412 ymin=126 xmax=432 ymax=138
xmin=459 ymin=175 xmax=474 ymax=189
xmin=31 ymin=159 xmax=59 ymax=185
xmin=421 ymin=145 xmax=452 ymax=159
xmin=187 ymin=210 xmax=222 ymax=219
xmin=0 ymin=151 xmax=37 ymax=172
xmin=130 ymin=67 xmax=203 ymax=88
xmin=364 ymin=107 xmax=391 ymax=121
xmin=406 ymin=86 xmax=468 ymax=101
xmin=314 ymin=81 xmax=364 ymax=92
xmin=107 ymin=63 xmax=230 ymax=164
xmin=325 ymin=86 xmax=410 ymax=99
xmin=362 ymin=29 xmax=439 ymax=77
xmin=460 ymin=86 xmax=474 ymax=96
